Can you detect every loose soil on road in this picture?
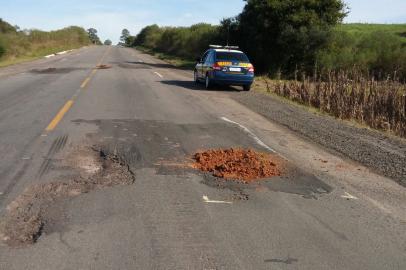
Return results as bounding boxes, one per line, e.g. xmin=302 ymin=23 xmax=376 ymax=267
xmin=193 ymin=148 xmax=284 ymax=183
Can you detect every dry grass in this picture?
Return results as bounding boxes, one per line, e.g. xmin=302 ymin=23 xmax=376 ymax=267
xmin=258 ymin=73 xmax=406 ymax=138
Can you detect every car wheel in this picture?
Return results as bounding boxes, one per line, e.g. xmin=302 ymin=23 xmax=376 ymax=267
xmin=243 ymin=85 xmax=251 ymax=91
xmin=205 ymin=74 xmax=212 ymax=89
xmin=194 ymin=70 xmax=199 ymax=84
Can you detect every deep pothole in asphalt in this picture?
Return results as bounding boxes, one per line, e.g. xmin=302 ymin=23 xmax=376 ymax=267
xmin=0 ymin=146 xmax=135 ymax=247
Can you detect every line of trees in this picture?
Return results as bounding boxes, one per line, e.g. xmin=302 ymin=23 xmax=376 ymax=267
xmin=130 ymin=0 xmax=406 ymax=80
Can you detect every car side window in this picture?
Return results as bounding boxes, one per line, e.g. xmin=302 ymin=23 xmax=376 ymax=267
xmin=201 ymin=51 xmax=209 ymax=63
xmin=206 ymin=51 xmax=214 ymax=64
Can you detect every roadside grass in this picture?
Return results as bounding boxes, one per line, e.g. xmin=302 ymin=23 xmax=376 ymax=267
xmin=0 ymin=25 xmax=90 ymax=68
xmin=136 ymin=46 xmax=196 ymax=70
xmin=0 ymin=44 xmax=87 ymax=68
xmin=253 ymin=76 xmax=406 ymax=138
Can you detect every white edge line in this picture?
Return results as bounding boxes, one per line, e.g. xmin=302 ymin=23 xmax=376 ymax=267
xmin=341 ymin=192 xmax=358 ymax=200
xmin=221 ymin=117 xmax=277 ymax=152
xmin=44 ymin=54 xmax=55 ymax=58
xmin=154 ymin=71 xmax=163 ymax=78
xmin=203 ymin=195 xmax=232 ymax=204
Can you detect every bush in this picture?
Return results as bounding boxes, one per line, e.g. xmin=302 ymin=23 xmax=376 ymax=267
xmin=317 ymin=30 xmax=406 ymax=80
xmin=0 ymin=43 xmax=5 ymax=58
xmin=133 ymin=23 xmax=221 ymax=59
xmin=0 ymin=22 xmax=91 ymax=62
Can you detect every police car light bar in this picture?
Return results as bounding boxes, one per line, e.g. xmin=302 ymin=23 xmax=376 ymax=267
xmin=209 ymin=45 xmax=240 ymax=50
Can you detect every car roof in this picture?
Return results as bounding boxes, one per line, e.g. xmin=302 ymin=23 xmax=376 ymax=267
xmin=213 ymin=49 xmax=244 ymax=54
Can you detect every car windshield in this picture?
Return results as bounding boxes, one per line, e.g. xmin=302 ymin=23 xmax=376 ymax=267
xmin=216 ymin=52 xmax=249 ymax=62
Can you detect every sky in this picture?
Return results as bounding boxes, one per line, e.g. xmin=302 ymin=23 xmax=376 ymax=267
xmin=1 ymin=0 xmax=405 ymax=44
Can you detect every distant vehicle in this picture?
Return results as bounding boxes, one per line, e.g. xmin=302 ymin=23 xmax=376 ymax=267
xmin=194 ymin=45 xmax=254 ymax=91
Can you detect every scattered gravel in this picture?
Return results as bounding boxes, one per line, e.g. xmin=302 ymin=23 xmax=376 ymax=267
xmin=231 ymin=91 xmax=406 ymax=187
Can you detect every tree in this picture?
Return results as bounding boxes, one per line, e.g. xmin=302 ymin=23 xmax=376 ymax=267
xmin=124 ymin=36 xmax=134 ymax=46
xmin=87 ymin=28 xmax=101 ymax=45
xmin=120 ymin=29 xmax=130 ymax=44
xmin=0 ymin=18 xmax=16 ymax=33
xmin=228 ymin=0 xmax=347 ymax=76
xmin=104 ymin=39 xmax=112 ymax=46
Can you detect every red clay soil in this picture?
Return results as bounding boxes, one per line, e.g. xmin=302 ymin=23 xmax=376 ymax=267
xmin=193 ymin=148 xmax=284 ymax=183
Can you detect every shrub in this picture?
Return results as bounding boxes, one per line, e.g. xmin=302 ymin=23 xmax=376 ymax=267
xmin=0 ymin=42 xmax=5 ymax=58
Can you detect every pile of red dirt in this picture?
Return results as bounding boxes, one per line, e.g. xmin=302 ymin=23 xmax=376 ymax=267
xmin=193 ymin=148 xmax=284 ymax=182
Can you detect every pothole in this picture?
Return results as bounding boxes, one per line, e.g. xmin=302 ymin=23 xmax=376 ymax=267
xmin=95 ymin=64 xmax=111 ymax=69
xmin=192 ymin=148 xmax=284 ymax=183
xmin=30 ymin=67 xmax=86 ymax=74
xmin=0 ymin=147 xmax=134 ymax=247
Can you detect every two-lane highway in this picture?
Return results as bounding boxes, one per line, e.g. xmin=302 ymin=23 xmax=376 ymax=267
xmin=0 ymin=46 xmax=405 ymax=270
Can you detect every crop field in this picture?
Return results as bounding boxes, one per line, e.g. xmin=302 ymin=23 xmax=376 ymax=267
xmin=260 ymin=74 xmax=406 ymax=138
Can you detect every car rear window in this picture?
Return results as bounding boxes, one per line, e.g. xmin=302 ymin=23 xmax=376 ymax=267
xmin=215 ymin=52 xmax=249 ymax=62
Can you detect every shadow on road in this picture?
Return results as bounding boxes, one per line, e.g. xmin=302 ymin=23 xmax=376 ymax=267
xmin=160 ymin=80 xmax=241 ymax=92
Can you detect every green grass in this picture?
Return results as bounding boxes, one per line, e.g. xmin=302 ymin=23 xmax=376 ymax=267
xmin=0 ymin=23 xmax=90 ymax=68
xmin=337 ymin=23 xmax=406 ymax=39
xmin=136 ymin=46 xmax=196 ymax=70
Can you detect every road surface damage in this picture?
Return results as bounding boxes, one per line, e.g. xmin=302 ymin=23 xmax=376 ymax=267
xmin=193 ymin=148 xmax=284 ymax=183
xmin=96 ymin=64 xmax=112 ymax=69
xmin=0 ymin=147 xmax=134 ymax=247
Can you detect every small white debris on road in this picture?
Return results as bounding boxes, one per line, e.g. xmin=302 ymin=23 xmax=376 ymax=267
xmin=153 ymin=71 xmax=163 ymax=78
xmin=203 ymin=195 xmax=232 ymax=204
xmin=341 ymin=192 xmax=358 ymax=200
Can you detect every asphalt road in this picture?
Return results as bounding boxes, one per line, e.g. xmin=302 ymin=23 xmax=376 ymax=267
xmin=0 ymin=46 xmax=405 ymax=270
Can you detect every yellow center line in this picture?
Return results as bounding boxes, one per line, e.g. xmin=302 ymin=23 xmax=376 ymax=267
xmin=45 ymin=100 xmax=74 ymax=131
xmin=80 ymin=77 xmax=91 ymax=89
xmin=80 ymin=46 xmax=111 ymax=89
xmin=44 ymin=47 xmax=111 ymax=132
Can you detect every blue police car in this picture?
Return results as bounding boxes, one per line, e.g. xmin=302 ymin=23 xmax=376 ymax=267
xmin=194 ymin=45 xmax=255 ymax=91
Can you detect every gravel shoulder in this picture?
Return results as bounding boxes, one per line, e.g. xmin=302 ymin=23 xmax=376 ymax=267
xmin=230 ymin=91 xmax=406 ymax=187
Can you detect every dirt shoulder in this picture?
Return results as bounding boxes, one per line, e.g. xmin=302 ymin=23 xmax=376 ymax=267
xmin=230 ymin=90 xmax=406 ymax=187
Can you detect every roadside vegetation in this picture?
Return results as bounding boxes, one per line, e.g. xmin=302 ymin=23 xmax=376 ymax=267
xmin=0 ymin=18 xmax=91 ymax=66
xmin=129 ymin=0 xmax=406 ymax=138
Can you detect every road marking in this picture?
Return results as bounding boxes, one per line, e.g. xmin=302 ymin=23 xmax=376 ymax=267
xmin=43 ymin=47 xmax=110 ymax=133
xmin=80 ymin=47 xmax=111 ymax=89
xmin=56 ymin=51 xmax=68 ymax=55
xmin=341 ymin=192 xmax=358 ymax=200
xmin=45 ymin=100 xmax=74 ymax=131
xmin=203 ymin=195 xmax=232 ymax=204
xmin=153 ymin=71 xmax=163 ymax=78
xmin=44 ymin=54 xmax=55 ymax=58
xmin=221 ymin=117 xmax=278 ymax=154
xmin=80 ymin=77 xmax=91 ymax=88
